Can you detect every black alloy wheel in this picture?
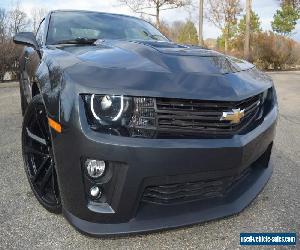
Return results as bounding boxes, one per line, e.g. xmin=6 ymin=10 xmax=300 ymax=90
xmin=22 ymin=95 xmax=62 ymax=213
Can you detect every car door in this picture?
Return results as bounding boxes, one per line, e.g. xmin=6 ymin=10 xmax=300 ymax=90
xmin=22 ymin=19 xmax=45 ymax=102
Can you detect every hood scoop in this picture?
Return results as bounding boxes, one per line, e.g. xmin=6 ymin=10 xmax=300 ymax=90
xmin=131 ymin=40 xmax=187 ymax=49
xmin=132 ymin=40 xmax=220 ymax=57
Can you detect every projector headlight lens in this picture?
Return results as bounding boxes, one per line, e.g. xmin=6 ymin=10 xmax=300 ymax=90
xmin=85 ymin=94 xmax=133 ymax=126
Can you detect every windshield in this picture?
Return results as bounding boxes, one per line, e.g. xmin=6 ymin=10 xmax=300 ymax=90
xmin=47 ymin=11 xmax=168 ymax=45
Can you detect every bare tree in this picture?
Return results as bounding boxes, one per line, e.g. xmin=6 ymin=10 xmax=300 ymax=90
xmin=244 ymin=0 xmax=251 ymax=60
xmin=119 ymin=0 xmax=191 ymax=28
xmin=0 ymin=40 xmax=21 ymax=82
xmin=0 ymin=8 xmax=7 ymax=43
xmin=0 ymin=3 xmax=28 ymax=82
xmin=8 ymin=3 xmax=29 ymax=36
xmin=198 ymin=0 xmax=204 ymax=46
xmin=206 ymin=0 xmax=242 ymax=53
xmin=30 ymin=7 xmax=48 ymax=34
xmin=279 ymin=0 xmax=300 ymax=8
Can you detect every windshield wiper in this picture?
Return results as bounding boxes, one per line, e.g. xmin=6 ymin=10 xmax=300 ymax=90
xmin=55 ymin=37 xmax=98 ymax=45
xmin=149 ymin=34 xmax=166 ymax=41
xmin=141 ymin=30 xmax=166 ymax=41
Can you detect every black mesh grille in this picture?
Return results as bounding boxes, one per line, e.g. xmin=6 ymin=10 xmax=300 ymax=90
xmin=155 ymin=94 xmax=262 ymax=136
xmin=142 ymin=167 xmax=252 ymax=205
xmin=142 ymin=143 xmax=273 ymax=205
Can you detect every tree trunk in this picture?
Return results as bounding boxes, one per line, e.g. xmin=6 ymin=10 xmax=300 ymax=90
xmin=156 ymin=5 xmax=160 ymax=28
xmin=224 ymin=38 xmax=228 ymax=54
xmin=244 ymin=0 xmax=251 ymax=60
xmin=198 ymin=0 xmax=204 ymax=46
xmin=224 ymin=31 xmax=228 ymax=54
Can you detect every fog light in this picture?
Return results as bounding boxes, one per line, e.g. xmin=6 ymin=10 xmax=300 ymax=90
xmin=90 ymin=186 xmax=101 ymax=198
xmin=85 ymin=159 xmax=106 ymax=178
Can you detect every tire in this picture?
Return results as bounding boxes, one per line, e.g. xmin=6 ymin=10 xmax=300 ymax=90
xmin=21 ymin=95 xmax=62 ymax=213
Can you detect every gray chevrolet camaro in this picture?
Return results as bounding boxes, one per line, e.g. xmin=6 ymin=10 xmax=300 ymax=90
xmin=13 ymin=10 xmax=278 ymax=236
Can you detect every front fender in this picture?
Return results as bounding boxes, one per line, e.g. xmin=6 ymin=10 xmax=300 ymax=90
xmin=36 ymin=60 xmax=63 ymax=122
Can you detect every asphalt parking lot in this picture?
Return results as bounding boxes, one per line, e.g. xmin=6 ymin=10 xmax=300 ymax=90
xmin=0 ymin=72 xmax=299 ymax=249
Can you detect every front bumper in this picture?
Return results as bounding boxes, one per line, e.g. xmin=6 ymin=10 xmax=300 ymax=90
xmin=52 ymin=103 xmax=278 ymax=236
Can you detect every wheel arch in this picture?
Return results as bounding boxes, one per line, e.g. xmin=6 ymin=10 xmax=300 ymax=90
xmin=34 ymin=62 xmax=64 ymax=197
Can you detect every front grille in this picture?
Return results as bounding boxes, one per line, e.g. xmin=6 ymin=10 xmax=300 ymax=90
xmin=156 ymin=94 xmax=262 ymax=136
xmin=142 ymin=167 xmax=252 ymax=205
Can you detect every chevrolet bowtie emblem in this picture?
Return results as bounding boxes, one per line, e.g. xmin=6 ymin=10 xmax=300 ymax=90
xmin=221 ymin=108 xmax=245 ymax=124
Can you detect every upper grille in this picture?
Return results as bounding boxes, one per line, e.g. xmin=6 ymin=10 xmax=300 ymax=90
xmin=155 ymin=94 xmax=262 ymax=136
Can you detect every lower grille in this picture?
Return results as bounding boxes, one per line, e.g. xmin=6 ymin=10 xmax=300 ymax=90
xmin=142 ymin=167 xmax=252 ymax=205
xmin=142 ymin=144 xmax=272 ymax=205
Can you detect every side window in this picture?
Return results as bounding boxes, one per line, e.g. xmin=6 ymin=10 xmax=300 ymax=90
xmin=36 ymin=19 xmax=46 ymax=46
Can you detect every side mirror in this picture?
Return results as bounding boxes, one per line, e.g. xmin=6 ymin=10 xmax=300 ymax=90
xmin=13 ymin=32 xmax=39 ymax=50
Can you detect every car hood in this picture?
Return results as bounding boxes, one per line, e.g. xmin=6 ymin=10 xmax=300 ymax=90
xmin=44 ymin=40 xmax=273 ymax=101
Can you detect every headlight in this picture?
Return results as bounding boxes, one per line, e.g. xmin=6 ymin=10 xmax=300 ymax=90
xmin=262 ymin=87 xmax=277 ymax=116
xmin=90 ymin=94 xmax=133 ymax=126
xmin=262 ymin=89 xmax=268 ymax=103
xmin=82 ymin=94 xmax=157 ymax=137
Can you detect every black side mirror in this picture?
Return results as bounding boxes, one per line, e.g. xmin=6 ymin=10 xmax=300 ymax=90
xmin=13 ymin=32 xmax=39 ymax=51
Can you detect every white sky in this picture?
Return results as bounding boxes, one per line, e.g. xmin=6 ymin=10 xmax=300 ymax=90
xmin=1 ymin=0 xmax=299 ymax=41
